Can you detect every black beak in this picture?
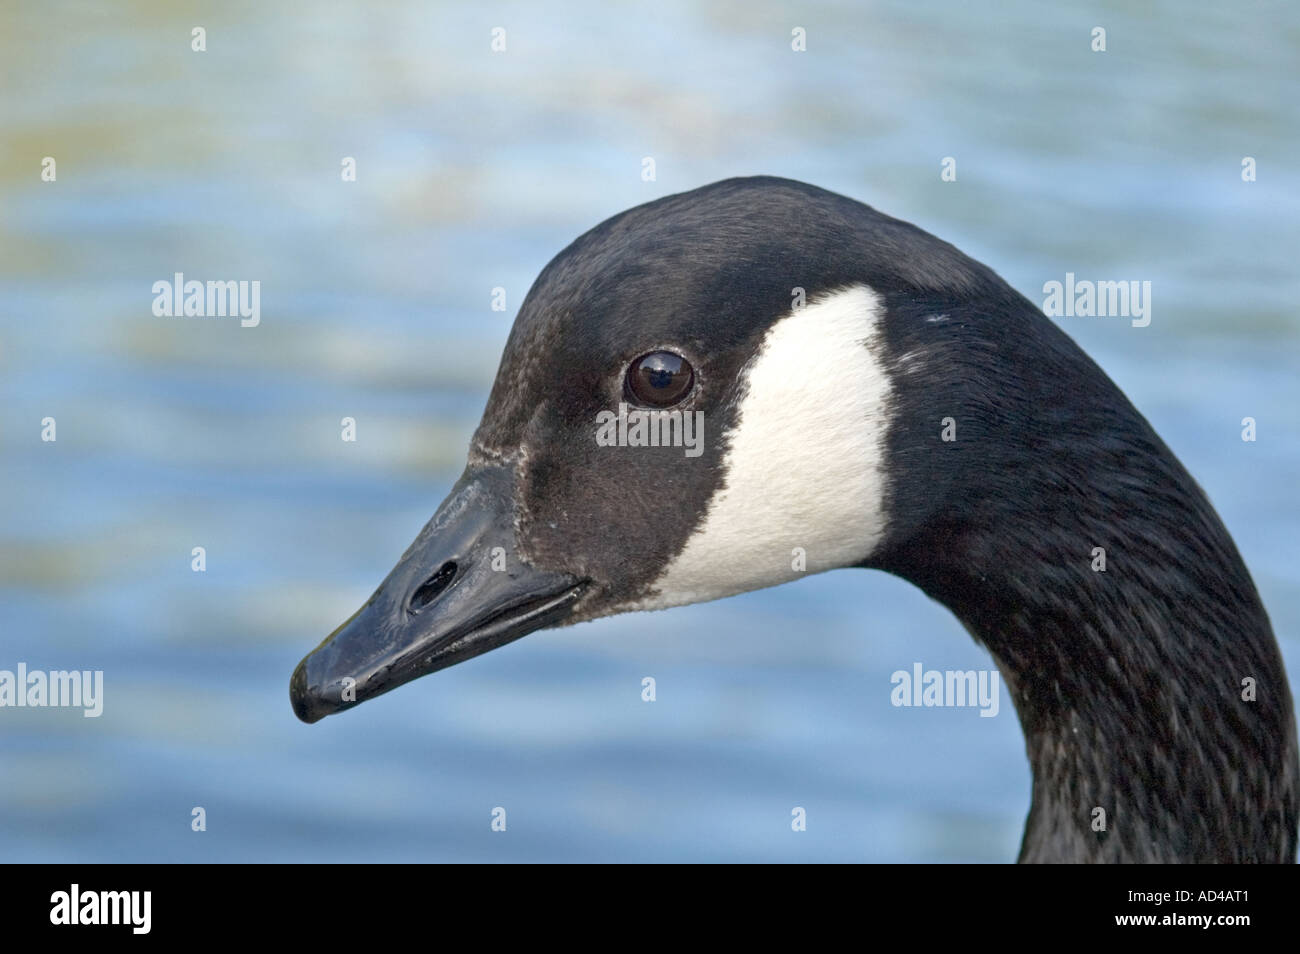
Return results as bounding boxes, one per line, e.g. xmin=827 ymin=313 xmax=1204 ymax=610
xmin=290 ymin=465 xmax=585 ymax=723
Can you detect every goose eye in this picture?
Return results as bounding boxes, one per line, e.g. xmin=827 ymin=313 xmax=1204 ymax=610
xmin=626 ymin=350 xmax=694 ymax=407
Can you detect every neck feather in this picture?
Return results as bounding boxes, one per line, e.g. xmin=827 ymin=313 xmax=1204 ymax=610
xmin=869 ymin=294 xmax=1298 ymax=862
xmin=876 ymin=466 xmax=1297 ymax=860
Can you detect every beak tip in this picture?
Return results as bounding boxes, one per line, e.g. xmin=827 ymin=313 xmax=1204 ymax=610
xmin=289 ymin=657 xmax=328 ymax=724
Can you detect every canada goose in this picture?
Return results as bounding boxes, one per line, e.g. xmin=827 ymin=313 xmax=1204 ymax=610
xmin=291 ymin=176 xmax=1298 ymax=863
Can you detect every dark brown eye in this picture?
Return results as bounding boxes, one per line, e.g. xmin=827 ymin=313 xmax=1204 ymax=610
xmin=626 ymin=350 xmax=694 ymax=407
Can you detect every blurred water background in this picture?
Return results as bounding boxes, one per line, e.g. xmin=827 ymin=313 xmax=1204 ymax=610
xmin=1 ymin=0 xmax=1297 ymax=861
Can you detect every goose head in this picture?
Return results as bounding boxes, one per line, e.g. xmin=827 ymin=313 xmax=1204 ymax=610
xmin=291 ymin=176 xmax=1298 ymax=862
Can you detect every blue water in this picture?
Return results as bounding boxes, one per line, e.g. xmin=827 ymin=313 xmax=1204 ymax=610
xmin=1 ymin=1 xmax=1297 ymax=861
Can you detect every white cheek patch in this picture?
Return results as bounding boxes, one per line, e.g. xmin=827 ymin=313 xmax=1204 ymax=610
xmin=637 ymin=283 xmax=894 ymax=610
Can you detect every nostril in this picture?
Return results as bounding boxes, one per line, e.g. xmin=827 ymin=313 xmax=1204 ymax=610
xmin=409 ymin=561 xmax=458 ymax=613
